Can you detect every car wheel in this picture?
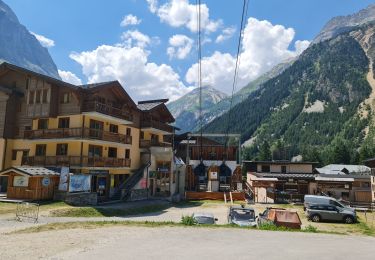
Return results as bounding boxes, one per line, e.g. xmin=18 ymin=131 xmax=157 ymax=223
xmin=344 ymin=216 xmax=354 ymax=224
xmin=311 ymin=214 xmax=321 ymax=222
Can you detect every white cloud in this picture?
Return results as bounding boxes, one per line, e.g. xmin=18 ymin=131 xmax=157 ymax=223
xmin=167 ymin=34 xmax=193 ymax=60
xmin=294 ymin=40 xmax=310 ymax=55
xmin=120 ymin=30 xmax=151 ymax=48
xmin=70 ymin=44 xmax=193 ymax=102
xmin=147 ymin=0 xmax=221 ymax=33
xmin=120 ymin=14 xmax=141 ymax=27
xmin=146 ymin=0 xmax=158 ymax=13
xmin=30 ymin=31 xmax=55 ymax=48
xmin=186 ymin=17 xmax=311 ymax=94
xmin=58 ymin=70 xmax=82 ymax=85
xmin=215 ymin=26 xmax=236 ymax=43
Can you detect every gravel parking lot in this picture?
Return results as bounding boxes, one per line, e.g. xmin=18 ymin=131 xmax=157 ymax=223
xmin=1 ymin=226 xmax=374 ymax=260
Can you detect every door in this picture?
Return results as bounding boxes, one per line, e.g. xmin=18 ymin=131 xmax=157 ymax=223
xmin=0 ymin=176 xmax=8 ymax=192
xmin=324 ymin=205 xmax=338 ymax=221
xmin=89 ymin=119 xmax=104 ymax=139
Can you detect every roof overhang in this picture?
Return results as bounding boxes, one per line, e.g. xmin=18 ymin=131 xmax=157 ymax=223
xmin=315 ymin=177 xmax=354 ymax=182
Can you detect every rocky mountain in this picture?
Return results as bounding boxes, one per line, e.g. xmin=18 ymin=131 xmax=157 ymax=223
xmin=0 ymin=0 xmax=60 ymax=78
xmin=204 ymin=20 xmax=375 ymax=165
xmin=169 ymin=60 xmax=292 ymax=133
xmin=313 ymin=3 xmax=375 ymax=43
xmin=167 ymin=86 xmax=227 ymax=133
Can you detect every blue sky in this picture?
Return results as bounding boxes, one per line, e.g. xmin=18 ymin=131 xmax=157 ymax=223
xmin=5 ymin=0 xmax=375 ymax=101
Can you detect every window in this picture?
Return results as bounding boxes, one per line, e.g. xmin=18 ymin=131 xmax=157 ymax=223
xmin=326 ymin=206 xmax=337 ymax=211
xmin=140 ymin=131 xmax=144 ymax=139
xmin=22 ymin=150 xmax=29 ymax=158
xmin=362 ymin=182 xmax=370 ymax=188
xmin=97 ymin=97 xmax=105 ymax=104
xmin=25 ymin=126 xmax=31 ymax=131
xmin=109 ymin=124 xmax=118 ymax=133
xmin=88 ymin=145 xmax=102 ymax=157
xmin=26 ymin=78 xmax=30 ymax=89
xmin=14 ymin=127 xmax=20 ymax=137
xmin=329 ymin=200 xmax=344 ymax=208
xmin=12 ymin=150 xmax=18 ymax=160
xmin=261 ymin=165 xmax=270 ymax=173
xmin=61 ymin=93 xmax=70 ymax=104
xmin=42 ymin=89 xmax=48 ymax=103
xmin=35 ymin=144 xmax=46 ymax=156
xmin=36 ymin=90 xmax=41 ymax=103
xmin=108 ymin=147 xmax=117 ymax=158
xmin=281 ymin=165 xmax=287 ymax=173
xmin=29 ymin=91 xmax=35 ymax=104
xmin=56 ymin=144 xmax=68 ymax=156
xmin=125 ymin=149 xmax=130 ymax=159
xmin=126 ymin=128 xmax=131 ymax=136
xmin=58 ymin=117 xmax=70 ymax=128
xmin=38 ymin=119 xmax=48 ymax=130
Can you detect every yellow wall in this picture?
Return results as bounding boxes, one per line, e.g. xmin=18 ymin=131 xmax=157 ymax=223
xmin=8 ymin=113 xmax=143 ymax=173
xmin=0 ymin=138 xmax=5 ymax=170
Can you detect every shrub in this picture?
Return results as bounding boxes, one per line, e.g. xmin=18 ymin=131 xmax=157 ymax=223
xmin=303 ymin=225 xmax=318 ymax=233
xmin=181 ymin=215 xmax=197 ymax=226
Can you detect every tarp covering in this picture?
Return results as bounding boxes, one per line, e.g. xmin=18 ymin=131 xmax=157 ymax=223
xmin=219 ymin=162 xmax=232 ymax=177
xmin=267 ymin=209 xmax=302 ymax=229
xmin=194 ymin=162 xmax=206 ymax=176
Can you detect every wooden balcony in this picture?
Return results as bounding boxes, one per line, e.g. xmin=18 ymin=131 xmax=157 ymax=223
xmin=24 ymin=128 xmax=132 ymax=145
xmin=22 ymin=156 xmax=131 ymax=168
xmin=141 ymin=119 xmax=173 ymax=133
xmin=139 ymin=139 xmax=172 ymax=148
xmin=82 ymin=101 xmax=133 ymax=122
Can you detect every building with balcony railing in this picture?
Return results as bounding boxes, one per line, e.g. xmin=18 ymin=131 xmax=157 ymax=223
xmin=0 ymin=62 xmax=181 ymax=202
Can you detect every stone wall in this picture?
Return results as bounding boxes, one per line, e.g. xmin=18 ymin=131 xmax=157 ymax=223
xmin=54 ymin=190 xmax=97 ymax=206
xmin=130 ymin=189 xmax=148 ymax=201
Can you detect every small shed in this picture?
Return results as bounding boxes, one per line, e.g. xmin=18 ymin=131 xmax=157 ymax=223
xmin=0 ymin=167 xmax=60 ymax=200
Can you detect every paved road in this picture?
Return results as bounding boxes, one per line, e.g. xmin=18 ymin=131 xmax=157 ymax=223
xmin=1 ymin=226 xmax=374 ymax=260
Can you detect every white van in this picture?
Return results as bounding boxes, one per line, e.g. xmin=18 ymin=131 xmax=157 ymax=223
xmin=304 ymin=195 xmax=354 ymax=212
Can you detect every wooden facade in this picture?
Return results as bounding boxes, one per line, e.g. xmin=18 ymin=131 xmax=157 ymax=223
xmin=4 ymin=171 xmax=59 ymax=200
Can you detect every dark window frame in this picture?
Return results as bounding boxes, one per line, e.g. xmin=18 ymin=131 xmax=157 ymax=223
xmin=109 ymin=124 xmax=118 ymax=133
xmin=58 ymin=117 xmax=70 ymax=129
xmin=38 ymin=119 xmax=49 ymax=130
xmin=35 ymin=144 xmax=47 ymax=156
xmin=56 ymin=144 xmax=68 ymax=156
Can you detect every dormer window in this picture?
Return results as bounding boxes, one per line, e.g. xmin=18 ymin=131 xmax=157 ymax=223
xmin=61 ymin=92 xmax=71 ymax=104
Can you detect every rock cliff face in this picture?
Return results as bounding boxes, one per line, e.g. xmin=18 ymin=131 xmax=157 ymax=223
xmin=313 ymin=4 xmax=375 ymax=43
xmin=167 ymin=86 xmax=227 ymax=132
xmin=0 ymin=0 xmax=60 ymax=78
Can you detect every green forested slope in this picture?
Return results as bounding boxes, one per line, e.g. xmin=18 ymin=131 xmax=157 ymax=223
xmin=204 ymin=30 xmax=374 ymax=164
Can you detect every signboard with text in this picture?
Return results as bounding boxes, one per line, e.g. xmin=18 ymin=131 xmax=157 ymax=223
xmin=69 ymin=175 xmax=91 ymax=192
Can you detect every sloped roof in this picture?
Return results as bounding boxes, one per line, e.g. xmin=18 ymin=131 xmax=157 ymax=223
xmin=253 ymin=172 xmax=317 ymax=180
xmin=79 ymin=81 xmax=119 ymax=89
xmin=0 ymin=167 xmax=60 ymax=176
xmin=315 ymin=164 xmax=371 ymax=175
xmin=0 ymin=62 xmax=77 ymax=90
xmin=137 ymin=99 xmax=169 ymax=111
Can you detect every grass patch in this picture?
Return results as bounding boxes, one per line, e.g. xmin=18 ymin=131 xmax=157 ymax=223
xmin=49 ymin=204 xmax=170 ymax=217
xmin=10 ymin=220 xmax=342 ymax=235
xmin=0 ymin=202 xmax=17 ymax=215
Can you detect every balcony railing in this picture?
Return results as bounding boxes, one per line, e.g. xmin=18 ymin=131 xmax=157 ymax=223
xmin=22 ymin=156 xmax=131 ymax=168
xmin=24 ymin=128 xmax=132 ymax=145
xmin=82 ymin=101 xmax=133 ymax=122
xmin=139 ymin=139 xmax=172 ymax=148
xmin=141 ymin=119 xmax=173 ymax=133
